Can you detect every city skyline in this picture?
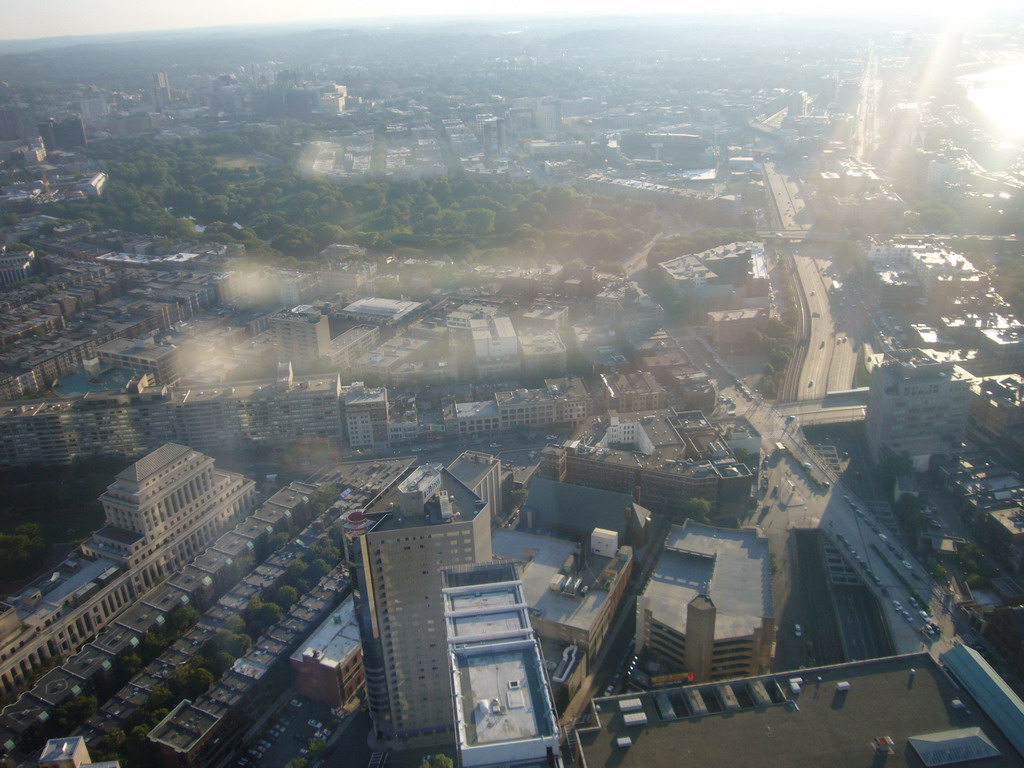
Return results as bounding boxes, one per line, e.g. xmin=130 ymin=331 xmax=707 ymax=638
xmin=1 ymin=0 xmax=1019 ymax=42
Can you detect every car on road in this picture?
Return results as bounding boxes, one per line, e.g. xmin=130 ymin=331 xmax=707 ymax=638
xmin=794 ymin=624 xmax=802 ymax=637
xmin=901 ymin=560 xmax=913 ymax=570
xmin=489 ymin=443 xmax=501 ymax=448
xmin=546 ymin=434 xmax=558 ymax=440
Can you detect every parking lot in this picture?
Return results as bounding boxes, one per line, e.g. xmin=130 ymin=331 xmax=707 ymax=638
xmin=234 ymin=695 xmax=356 ymax=768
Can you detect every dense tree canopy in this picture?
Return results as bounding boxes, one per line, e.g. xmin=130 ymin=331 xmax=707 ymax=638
xmin=48 ymin=128 xmax=662 ymax=266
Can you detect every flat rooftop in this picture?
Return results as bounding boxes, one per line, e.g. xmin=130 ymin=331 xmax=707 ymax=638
xmin=492 ymin=530 xmax=617 ymax=634
xmin=289 ymin=594 xmax=360 ymax=668
xmin=457 ymin=646 xmax=546 ymax=746
xmin=577 ymin=654 xmax=1021 ymax=768
xmin=444 ymin=581 xmax=558 ymax=754
xmin=642 ymin=521 xmax=770 ymax=639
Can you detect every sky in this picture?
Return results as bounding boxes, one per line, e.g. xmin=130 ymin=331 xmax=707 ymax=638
xmin=0 ymin=0 xmax=1020 ymax=41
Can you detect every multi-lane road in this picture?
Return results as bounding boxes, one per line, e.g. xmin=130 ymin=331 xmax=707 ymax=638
xmin=669 ymin=229 xmax=960 ymax=661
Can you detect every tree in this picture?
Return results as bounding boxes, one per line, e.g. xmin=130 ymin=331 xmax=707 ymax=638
xmin=0 ymin=523 xmax=47 ymax=578
xmin=464 ymin=208 xmax=496 ymax=236
xmin=245 ymin=597 xmax=283 ymax=636
xmin=50 ymin=694 xmax=97 ymax=734
xmin=420 ymin=755 xmax=454 ymax=768
xmin=166 ymin=604 xmax=199 ymax=636
xmin=171 ymin=663 xmax=214 ymax=700
xmin=893 ymin=493 xmax=927 ymax=536
xmin=679 ymin=497 xmax=711 ymax=524
xmin=733 ymin=448 xmax=755 ymax=467
xmin=274 ymin=585 xmax=299 ymax=610
xmin=375 ymin=277 xmax=404 ymax=299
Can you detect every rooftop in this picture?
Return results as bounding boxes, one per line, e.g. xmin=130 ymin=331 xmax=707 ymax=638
xmin=444 ymin=580 xmax=559 ymax=760
xmin=342 ymin=297 xmax=423 ymax=318
xmin=116 ymin=442 xmax=194 ymax=484
xmin=642 ymin=521 xmax=771 ymax=639
xmin=577 ymin=653 xmax=1021 ymax=768
xmin=289 ymin=594 xmax=360 ymax=669
xmin=493 ymin=529 xmax=627 ymax=634
xmin=524 ymin=477 xmax=649 ymax=538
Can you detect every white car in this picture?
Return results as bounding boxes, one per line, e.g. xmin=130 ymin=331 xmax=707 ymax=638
xmin=489 ymin=442 xmax=502 ymax=448
xmin=794 ymin=624 xmax=802 ymax=637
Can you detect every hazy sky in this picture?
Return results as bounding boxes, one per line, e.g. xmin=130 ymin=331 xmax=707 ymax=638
xmin=1 ymin=0 xmax=1019 ymax=41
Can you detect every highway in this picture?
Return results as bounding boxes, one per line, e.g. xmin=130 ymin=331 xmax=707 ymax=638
xmin=726 ymin=388 xmax=959 ymax=660
xmin=854 ymin=46 xmax=881 ymax=163
xmin=763 ymin=161 xmax=811 ymax=232
xmin=792 ymin=249 xmax=859 ymax=400
xmin=667 ymin=232 xmax=961 ymax=661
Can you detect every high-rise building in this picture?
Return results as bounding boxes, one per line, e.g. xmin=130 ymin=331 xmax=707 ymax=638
xmin=272 ymin=305 xmax=332 ymax=370
xmin=153 ymin=72 xmax=172 ymax=110
xmin=355 ymin=463 xmax=493 ymax=744
xmin=865 ymin=348 xmax=975 ymax=468
xmin=37 ymin=117 xmax=87 ymax=152
xmin=78 ymin=97 xmax=109 ymax=124
xmin=0 ymin=105 xmax=35 ymax=140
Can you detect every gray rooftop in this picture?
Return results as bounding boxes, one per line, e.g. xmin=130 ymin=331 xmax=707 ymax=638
xmin=642 ymin=521 xmax=771 ymax=639
xmin=577 ymin=653 xmax=1021 ymax=768
xmin=493 ymin=529 xmax=618 ymax=634
xmin=524 ymin=477 xmax=648 ymax=537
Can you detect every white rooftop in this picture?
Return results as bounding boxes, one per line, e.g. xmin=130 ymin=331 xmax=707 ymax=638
xmin=290 ymin=594 xmax=360 ymax=668
xmin=342 ymin=297 xmax=422 ymax=318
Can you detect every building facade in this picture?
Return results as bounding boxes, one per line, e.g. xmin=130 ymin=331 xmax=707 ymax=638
xmin=272 ymin=306 xmax=331 ymax=369
xmin=289 ymin=595 xmax=364 ymax=709
xmin=0 ymin=371 xmax=390 ymax=466
xmin=355 ymin=465 xmax=493 ymax=744
xmin=636 ymin=521 xmax=773 ymax=683
xmin=0 ymin=445 xmax=254 ymax=697
xmin=865 ymin=348 xmax=975 ymax=467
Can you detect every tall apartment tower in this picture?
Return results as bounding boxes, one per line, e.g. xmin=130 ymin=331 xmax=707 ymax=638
xmin=272 ymin=305 xmax=332 ymax=370
xmin=865 ymin=348 xmax=975 ymax=468
xmin=355 ymin=464 xmax=492 ymax=744
xmin=153 ymin=72 xmax=172 ymax=110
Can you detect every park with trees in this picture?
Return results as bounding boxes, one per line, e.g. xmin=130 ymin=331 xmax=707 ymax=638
xmin=42 ymin=126 xmax=664 ymax=271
